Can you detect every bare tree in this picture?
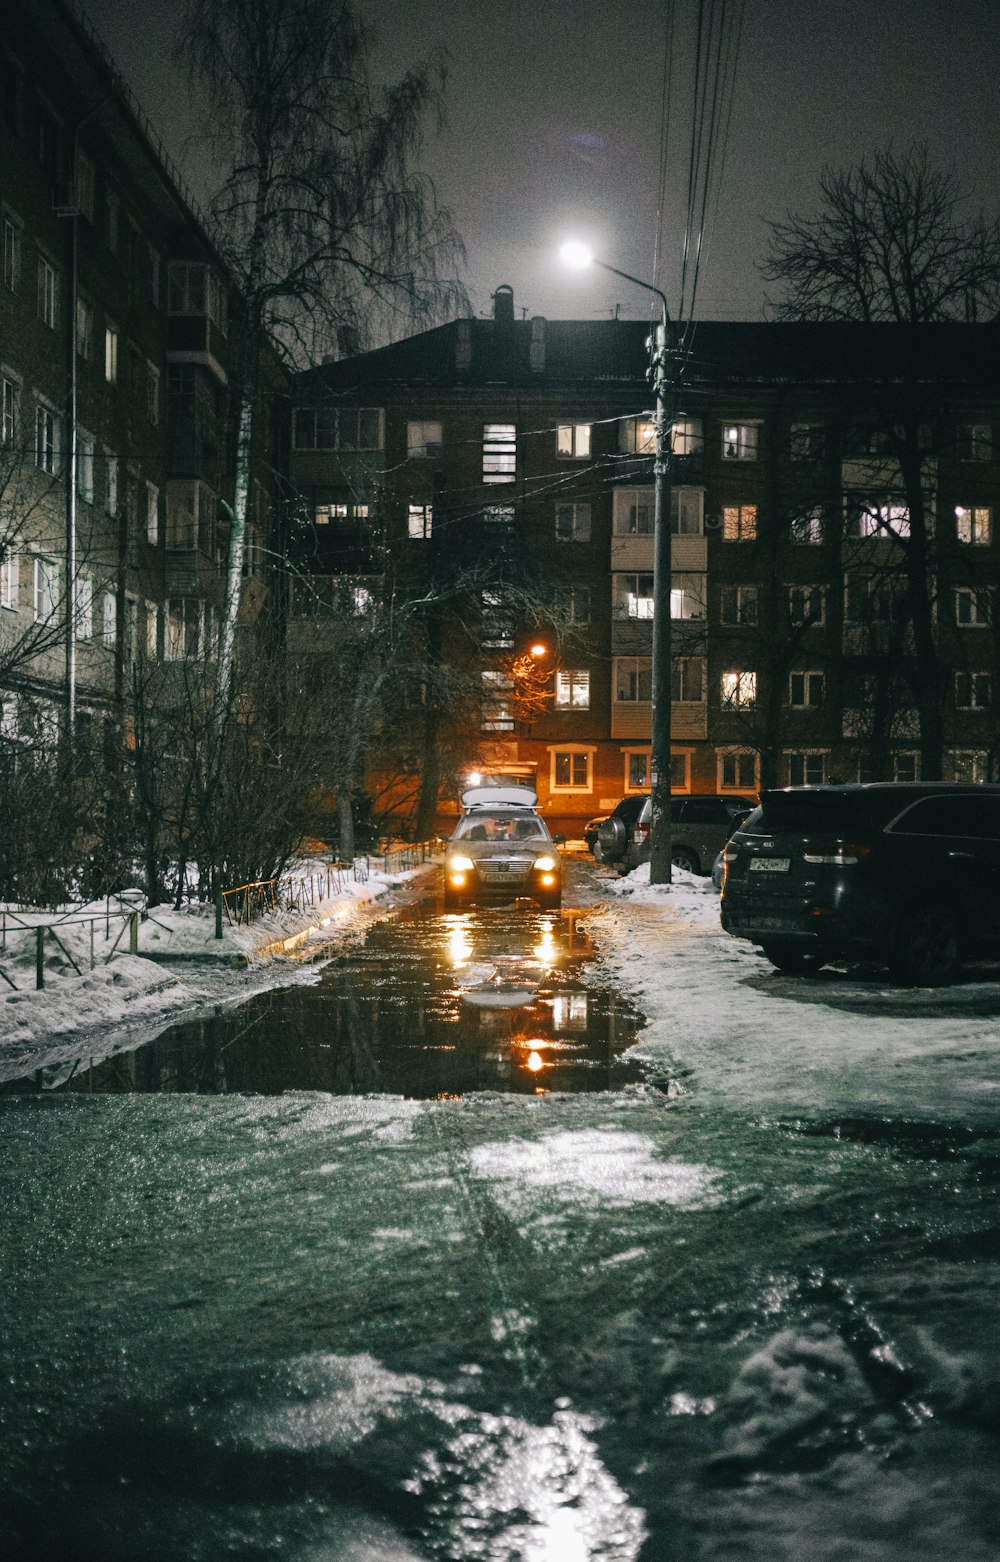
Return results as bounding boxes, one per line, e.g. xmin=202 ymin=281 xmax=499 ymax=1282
xmin=178 ymin=0 xmax=466 ymax=712
xmin=764 ymin=147 xmax=1000 ymax=779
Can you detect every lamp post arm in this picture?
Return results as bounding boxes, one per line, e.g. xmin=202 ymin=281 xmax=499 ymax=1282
xmin=589 ymin=259 xmax=670 ymax=324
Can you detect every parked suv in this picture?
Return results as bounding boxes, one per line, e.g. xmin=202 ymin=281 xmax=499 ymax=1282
xmin=720 ymin=783 xmax=1000 ymax=983
xmin=597 ymin=794 xmax=755 ymax=876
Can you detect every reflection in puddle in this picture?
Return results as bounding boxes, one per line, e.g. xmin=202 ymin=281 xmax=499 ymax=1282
xmin=0 ymin=905 xmax=645 ymax=1098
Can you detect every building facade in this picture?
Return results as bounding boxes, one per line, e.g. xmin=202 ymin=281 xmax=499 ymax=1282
xmin=290 ymin=290 xmax=1000 ymax=836
xmin=0 ymin=0 xmax=273 ymax=758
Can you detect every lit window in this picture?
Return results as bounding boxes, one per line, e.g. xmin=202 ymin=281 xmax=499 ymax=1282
xmin=555 ymin=669 xmax=590 ymax=709
xmin=552 ymin=750 xmax=591 ymax=789
xmin=672 ymin=658 xmax=705 ymax=702
xmin=105 ymin=323 xmax=118 ymax=383
xmin=557 ymin=422 xmax=591 ymax=459
xmin=483 ymin=423 xmax=516 ymax=483
xmin=670 ymin=576 xmax=705 ymax=619
xmin=789 ymin=671 xmax=824 ymax=708
xmin=722 ymin=670 xmax=757 ymax=708
xmin=408 ymin=503 xmax=432 ymax=539
xmin=857 ymin=502 xmax=910 ymax=538
xmin=615 ymin=657 xmax=651 ymax=702
xmin=102 ymin=592 xmax=116 ymax=648
xmin=722 ymin=504 xmax=757 ymax=541
xmin=722 ymin=422 xmax=758 ymax=460
xmin=481 ymin=670 xmax=514 ymax=730
xmin=480 ymin=591 xmax=513 ymax=648
xmin=955 ymin=505 xmax=991 ymax=545
xmin=352 ymin=585 xmax=373 ymax=615
xmin=144 ymin=599 xmax=158 ymax=658
xmin=720 ymin=585 xmax=757 ymax=625
xmin=621 ymin=418 xmax=656 ymax=454
xmin=615 ymin=573 xmax=653 ymax=619
xmin=790 ymin=510 xmax=822 ymax=545
xmin=788 ymin=752 xmax=826 ymax=785
xmin=484 ymin=505 xmax=515 ymax=531
xmin=407 ymin=420 xmax=442 ymax=458
xmin=555 ymin=502 xmax=591 ymax=542
xmin=671 ymin=418 xmax=703 ymax=456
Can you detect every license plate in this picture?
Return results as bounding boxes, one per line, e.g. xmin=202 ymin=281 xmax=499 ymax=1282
xmin=749 ymin=857 xmax=791 ymax=873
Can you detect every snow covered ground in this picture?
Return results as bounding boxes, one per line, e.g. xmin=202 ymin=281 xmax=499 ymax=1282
xmin=587 ymin=860 xmax=1000 ymax=1126
xmin=0 ymin=861 xmax=430 ymax=1083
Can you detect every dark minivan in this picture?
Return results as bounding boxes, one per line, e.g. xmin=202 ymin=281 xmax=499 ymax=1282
xmin=720 ymin=783 xmax=1000 ymax=984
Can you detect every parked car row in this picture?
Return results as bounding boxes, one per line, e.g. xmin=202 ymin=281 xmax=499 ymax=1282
xmin=595 ymin=794 xmax=755 ymax=877
xmin=721 ymin=782 xmax=1000 ymax=984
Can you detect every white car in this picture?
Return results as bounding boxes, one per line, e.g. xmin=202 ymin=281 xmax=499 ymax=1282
xmin=443 ymin=786 xmax=562 ymax=910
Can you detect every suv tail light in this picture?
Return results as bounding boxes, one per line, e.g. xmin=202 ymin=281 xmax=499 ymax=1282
xmin=802 ymin=839 xmax=871 ymax=865
xmin=634 ymin=820 xmax=651 ymax=844
xmin=724 ymin=843 xmax=740 ymax=865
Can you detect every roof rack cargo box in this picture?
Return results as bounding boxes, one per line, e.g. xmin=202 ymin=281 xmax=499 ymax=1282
xmin=461 ymin=785 xmax=538 ymax=810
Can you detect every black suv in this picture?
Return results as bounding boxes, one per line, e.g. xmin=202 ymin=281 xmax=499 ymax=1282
xmin=721 ymin=783 xmax=1000 ymax=983
xmin=597 ymin=793 xmax=755 ymax=876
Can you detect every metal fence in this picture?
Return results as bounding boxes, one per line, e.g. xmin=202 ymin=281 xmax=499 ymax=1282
xmin=219 ymin=841 xmax=441 ymax=931
xmin=0 ymin=894 xmax=146 ymax=991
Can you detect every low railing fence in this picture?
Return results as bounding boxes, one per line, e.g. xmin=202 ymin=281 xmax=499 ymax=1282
xmin=219 ymin=841 xmax=442 ymax=931
xmin=0 ymin=893 xmax=148 ymax=991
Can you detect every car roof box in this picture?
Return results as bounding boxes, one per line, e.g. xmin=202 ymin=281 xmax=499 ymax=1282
xmin=461 ymin=784 xmax=538 ymax=810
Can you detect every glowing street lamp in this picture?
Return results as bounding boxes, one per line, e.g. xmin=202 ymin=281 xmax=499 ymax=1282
xmin=560 ymin=241 xmax=674 ymax=883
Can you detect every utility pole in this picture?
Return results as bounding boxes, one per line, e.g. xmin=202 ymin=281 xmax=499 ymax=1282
xmin=560 ymin=243 xmax=674 ymax=882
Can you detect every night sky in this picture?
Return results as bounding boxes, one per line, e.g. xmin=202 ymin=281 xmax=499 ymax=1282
xmin=84 ymin=0 xmax=1000 ymax=331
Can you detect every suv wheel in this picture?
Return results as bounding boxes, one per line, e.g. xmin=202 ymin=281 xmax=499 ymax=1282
xmin=760 ymin=941 xmax=826 ymax=976
xmin=596 ymin=815 xmax=628 ymax=864
xmin=891 ymin=903 xmax=962 ymax=986
xmin=671 ymin=846 xmax=700 ymax=873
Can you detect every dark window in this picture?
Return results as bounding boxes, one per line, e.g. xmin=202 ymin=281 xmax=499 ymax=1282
xmin=892 ymin=795 xmax=1000 ymax=840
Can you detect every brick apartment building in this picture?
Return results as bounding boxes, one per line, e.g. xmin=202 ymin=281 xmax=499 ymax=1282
xmin=290 ymin=288 xmax=1000 ymax=837
xmin=0 ymin=0 xmax=273 ymax=756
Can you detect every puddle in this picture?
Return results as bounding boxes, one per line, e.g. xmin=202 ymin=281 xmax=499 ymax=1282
xmin=0 ymin=904 xmax=646 ymax=1098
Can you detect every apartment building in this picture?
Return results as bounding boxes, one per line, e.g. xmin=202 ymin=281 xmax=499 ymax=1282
xmin=0 ymin=0 xmax=272 ymax=755
xmin=290 ymin=289 xmax=1000 ymax=836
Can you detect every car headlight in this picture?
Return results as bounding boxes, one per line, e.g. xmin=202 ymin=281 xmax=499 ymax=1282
xmin=533 ymin=855 xmax=557 ymax=872
xmin=448 ymin=854 xmax=475 ymax=872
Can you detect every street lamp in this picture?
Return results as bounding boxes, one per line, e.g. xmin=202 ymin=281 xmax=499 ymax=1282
xmin=560 ymin=242 xmax=674 ymax=883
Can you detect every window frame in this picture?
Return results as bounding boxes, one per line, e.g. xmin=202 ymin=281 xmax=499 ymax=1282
xmin=721 ymin=669 xmax=757 ymax=709
xmin=788 ymin=670 xmax=825 ymax=708
xmin=482 ymin=422 xmax=517 ymax=484
xmin=556 ymin=422 xmax=592 ymax=460
xmin=549 ymin=747 xmax=593 ymax=793
xmin=721 ymin=421 xmax=759 ymax=461
xmin=955 ymin=505 xmax=991 ymax=545
xmin=722 ymin=503 xmax=757 ymax=542
xmin=555 ymin=500 xmax=592 ymax=542
xmin=554 ymin=668 xmax=591 ymax=709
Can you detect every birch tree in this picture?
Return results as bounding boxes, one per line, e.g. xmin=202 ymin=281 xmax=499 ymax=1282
xmin=179 ymin=0 xmax=465 ymax=710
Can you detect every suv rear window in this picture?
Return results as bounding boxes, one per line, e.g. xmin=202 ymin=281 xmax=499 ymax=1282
xmin=891 ymin=794 xmax=1000 ymax=839
xmin=752 ymin=791 xmax=860 ymax=834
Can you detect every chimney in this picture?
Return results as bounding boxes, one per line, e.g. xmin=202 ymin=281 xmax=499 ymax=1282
xmin=492 ymin=284 xmax=514 ymax=329
xmin=456 ymin=318 xmax=472 ymax=372
xmin=529 ymin=315 xmax=546 ymax=373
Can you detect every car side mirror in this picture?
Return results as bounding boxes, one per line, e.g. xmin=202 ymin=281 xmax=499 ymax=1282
xmin=554 ymin=834 xmax=567 ymax=844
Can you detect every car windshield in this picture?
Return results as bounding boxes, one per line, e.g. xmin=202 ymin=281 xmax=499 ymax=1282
xmin=455 ymin=814 xmax=549 ymax=843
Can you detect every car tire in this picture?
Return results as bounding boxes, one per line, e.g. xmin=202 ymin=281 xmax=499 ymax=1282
xmin=760 ymin=941 xmax=826 ymax=976
xmin=671 ymin=846 xmax=700 ymax=873
xmin=443 ymin=887 xmax=465 ymax=911
xmin=890 ymin=903 xmax=962 ymax=986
